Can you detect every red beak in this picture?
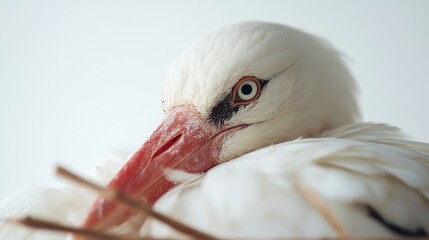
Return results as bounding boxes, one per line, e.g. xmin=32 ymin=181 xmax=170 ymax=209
xmin=80 ymin=106 xmax=242 ymax=232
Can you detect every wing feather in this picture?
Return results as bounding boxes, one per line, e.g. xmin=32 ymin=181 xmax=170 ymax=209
xmin=145 ymin=123 xmax=429 ymax=238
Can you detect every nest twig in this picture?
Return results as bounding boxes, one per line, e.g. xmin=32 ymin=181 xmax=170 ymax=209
xmin=3 ymin=166 xmax=429 ymax=240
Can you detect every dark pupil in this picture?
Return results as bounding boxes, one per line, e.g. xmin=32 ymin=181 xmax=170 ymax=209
xmin=241 ymin=84 xmax=253 ymax=95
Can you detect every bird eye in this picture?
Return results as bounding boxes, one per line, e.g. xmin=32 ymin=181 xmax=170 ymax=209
xmin=232 ymin=76 xmax=262 ymax=105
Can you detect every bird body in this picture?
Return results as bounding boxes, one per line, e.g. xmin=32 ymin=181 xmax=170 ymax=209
xmin=1 ymin=22 xmax=429 ymax=239
xmin=143 ymin=123 xmax=429 ymax=238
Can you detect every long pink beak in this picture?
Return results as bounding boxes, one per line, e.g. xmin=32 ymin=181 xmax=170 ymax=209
xmin=80 ymin=106 xmax=239 ymax=232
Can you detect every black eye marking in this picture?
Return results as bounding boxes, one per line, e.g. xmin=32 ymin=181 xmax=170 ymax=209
xmin=209 ymin=94 xmax=240 ymax=125
xmin=209 ymin=79 xmax=268 ymax=125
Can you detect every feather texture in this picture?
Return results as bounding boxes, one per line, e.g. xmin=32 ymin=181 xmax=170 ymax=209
xmin=1 ymin=125 xmax=428 ymax=239
xmin=0 ymin=154 xmax=126 ymax=240
xmin=142 ymin=123 xmax=429 ymax=238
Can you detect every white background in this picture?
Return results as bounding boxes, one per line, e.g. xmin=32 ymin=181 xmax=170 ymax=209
xmin=0 ymin=1 xmax=428 ymax=200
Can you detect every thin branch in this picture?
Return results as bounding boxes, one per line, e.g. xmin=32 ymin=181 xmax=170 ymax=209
xmin=7 ymin=216 xmax=155 ymax=240
xmin=4 ymin=216 xmax=428 ymax=240
xmin=56 ymin=166 xmax=218 ymax=240
xmin=297 ymin=185 xmax=348 ymax=240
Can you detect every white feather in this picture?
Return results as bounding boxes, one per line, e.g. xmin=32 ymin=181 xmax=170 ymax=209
xmin=143 ymin=123 xmax=429 ymax=238
xmin=0 ymin=153 xmax=126 ymax=240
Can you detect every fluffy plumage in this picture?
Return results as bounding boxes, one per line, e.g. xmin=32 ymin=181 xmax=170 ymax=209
xmin=1 ymin=22 xmax=428 ymax=239
xmin=143 ymin=123 xmax=429 ymax=238
xmin=163 ymin=22 xmax=359 ymax=161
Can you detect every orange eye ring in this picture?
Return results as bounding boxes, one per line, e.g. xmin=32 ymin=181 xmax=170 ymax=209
xmin=231 ymin=76 xmax=262 ymax=106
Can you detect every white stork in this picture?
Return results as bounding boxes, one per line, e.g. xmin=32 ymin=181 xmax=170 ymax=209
xmin=1 ymin=21 xmax=428 ymax=240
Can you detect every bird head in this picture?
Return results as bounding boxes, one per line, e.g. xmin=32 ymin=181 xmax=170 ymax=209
xmin=80 ymin=21 xmax=360 ymax=232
